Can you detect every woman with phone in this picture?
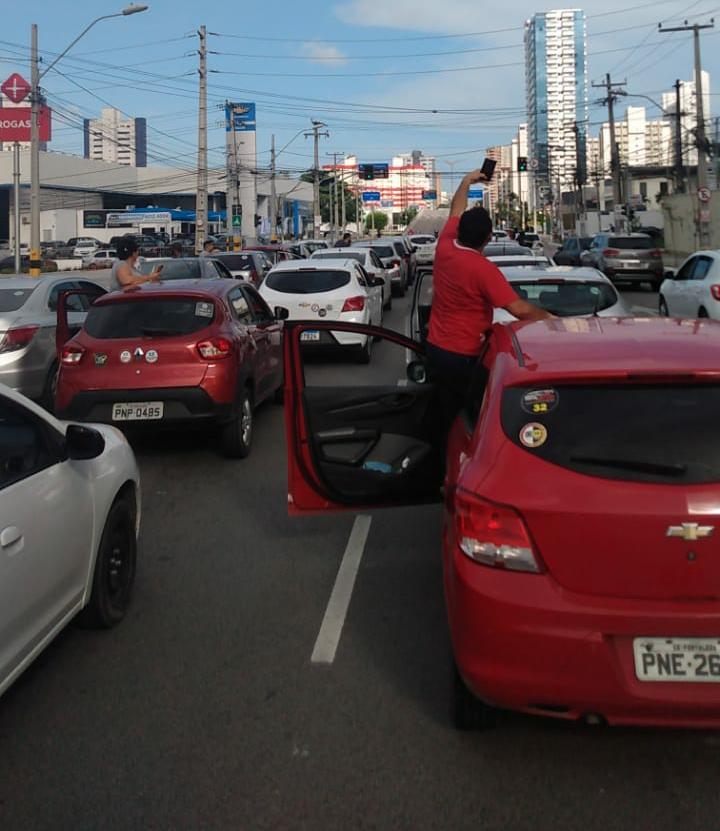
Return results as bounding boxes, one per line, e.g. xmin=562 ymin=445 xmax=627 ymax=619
xmin=110 ymin=238 xmax=163 ymax=291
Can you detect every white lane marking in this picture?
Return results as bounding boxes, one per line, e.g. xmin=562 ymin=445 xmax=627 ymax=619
xmin=397 ymin=378 xmax=408 ymax=387
xmin=631 ymin=305 xmax=658 ymax=316
xmin=311 ymin=514 xmax=372 ymax=665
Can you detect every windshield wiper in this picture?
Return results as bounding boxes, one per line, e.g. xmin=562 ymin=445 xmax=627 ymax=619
xmin=570 ymin=456 xmax=687 ymax=477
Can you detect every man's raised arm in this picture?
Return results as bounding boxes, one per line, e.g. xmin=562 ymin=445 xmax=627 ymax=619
xmin=449 ymin=170 xmax=488 ymax=218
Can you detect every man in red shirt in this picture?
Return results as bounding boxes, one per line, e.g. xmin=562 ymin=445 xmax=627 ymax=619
xmin=427 ymin=169 xmax=550 ymax=437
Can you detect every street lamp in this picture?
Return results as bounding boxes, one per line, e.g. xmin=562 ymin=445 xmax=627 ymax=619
xmin=443 ymin=160 xmax=458 ymax=195
xmin=29 ymin=4 xmax=149 ymax=275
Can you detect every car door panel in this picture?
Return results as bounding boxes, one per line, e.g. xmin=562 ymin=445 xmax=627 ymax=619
xmin=285 ymin=321 xmax=443 ymax=513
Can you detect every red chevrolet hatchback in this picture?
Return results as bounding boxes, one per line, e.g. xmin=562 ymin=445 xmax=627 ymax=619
xmin=55 ymin=280 xmax=284 ymax=457
xmin=283 ymin=316 xmax=720 ymax=729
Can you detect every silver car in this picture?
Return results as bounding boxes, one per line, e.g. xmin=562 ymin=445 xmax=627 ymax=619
xmin=580 ymin=233 xmax=664 ymax=290
xmin=0 ymin=275 xmax=105 ymax=407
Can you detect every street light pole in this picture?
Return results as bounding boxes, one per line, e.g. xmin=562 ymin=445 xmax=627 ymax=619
xmin=29 ymin=5 xmax=149 ymax=276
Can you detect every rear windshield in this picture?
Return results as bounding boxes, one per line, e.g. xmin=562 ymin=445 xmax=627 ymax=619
xmin=313 ymin=251 xmax=365 ymax=264
xmin=0 ymin=288 xmax=35 ymax=312
xmin=304 ymin=242 xmax=327 ymax=253
xmin=215 ymin=254 xmax=254 ymax=270
xmin=137 ymin=260 xmax=202 ymax=280
xmin=392 ymin=242 xmax=405 ymax=256
xmin=609 ymin=236 xmax=653 ymax=250
xmin=264 ymin=269 xmax=350 ymax=294
xmin=510 ymin=281 xmax=617 ymax=315
xmin=485 ymin=245 xmax=532 ymax=257
xmin=85 ymin=297 xmax=215 ymax=338
xmin=501 ymin=384 xmax=720 ymax=483
xmin=367 ymin=246 xmax=394 ymax=259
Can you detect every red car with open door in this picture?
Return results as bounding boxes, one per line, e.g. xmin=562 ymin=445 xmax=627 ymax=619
xmin=55 ymin=280 xmax=285 ymax=458
xmin=284 ymin=316 xmax=720 ymax=729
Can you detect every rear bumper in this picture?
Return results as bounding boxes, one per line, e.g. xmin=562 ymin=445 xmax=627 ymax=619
xmin=56 ymin=386 xmax=232 ymax=424
xmin=445 ymin=532 xmax=720 ymax=727
xmin=606 ymin=261 xmax=663 ymax=279
xmin=299 ymin=328 xmax=367 ymax=350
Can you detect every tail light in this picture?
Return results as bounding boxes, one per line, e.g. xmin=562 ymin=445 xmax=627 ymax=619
xmin=454 ymin=488 xmax=541 ymax=573
xmin=61 ymin=344 xmax=85 ymax=365
xmin=0 ymin=325 xmax=39 ymax=354
xmin=602 ymin=248 xmax=621 ymax=257
xmin=711 ymin=285 xmax=720 ymax=301
xmin=649 ymin=249 xmax=662 ymax=259
xmin=391 ymin=259 xmax=401 ymax=266
xmin=197 ymin=337 xmax=231 ymax=359
xmin=341 ymin=295 xmax=365 ymax=313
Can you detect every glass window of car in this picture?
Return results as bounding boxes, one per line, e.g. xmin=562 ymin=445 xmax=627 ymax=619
xmin=85 ymin=297 xmax=216 ymax=338
xmin=76 ymin=281 xmax=106 ymax=311
xmin=264 ymin=269 xmax=351 ymax=294
xmin=368 ymin=245 xmax=395 ymax=259
xmin=510 ymin=281 xmax=617 ymax=315
xmin=211 ymin=259 xmax=234 ymax=280
xmin=691 ymin=256 xmax=713 ymax=280
xmin=392 ymin=242 xmax=406 ymax=258
xmin=242 ymin=285 xmax=274 ymax=322
xmin=48 ymin=281 xmax=84 ymax=312
xmin=228 ymin=287 xmax=253 ymax=323
xmin=608 ymin=236 xmax=654 ymax=250
xmin=354 ymin=265 xmax=369 ymax=287
xmin=138 ymin=259 xmax=202 ymax=280
xmin=0 ymin=397 xmax=58 ymax=490
xmin=369 ymin=251 xmax=384 ymax=270
xmin=675 ymin=257 xmax=697 ymax=281
xmin=0 ymin=287 xmax=36 ymax=312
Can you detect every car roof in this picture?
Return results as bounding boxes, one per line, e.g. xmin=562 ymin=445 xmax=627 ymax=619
xmin=268 ymin=258 xmax=356 ymax=273
xmin=311 ymin=247 xmax=366 ymax=256
xmin=490 ymin=256 xmax=551 ymax=266
xmin=0 ymin=274 xmax=90 ymax=289
xmin=501 ymin=266 xmax=607 ymax=281
xmin=96 ymin=278 xmax=233 ymax=303
xmin=498 ymin=317 xmax=720 ymax=381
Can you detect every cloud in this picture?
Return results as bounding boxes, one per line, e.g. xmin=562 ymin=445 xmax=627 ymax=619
xmin=301 ymin=42 xmax=348 ymax=64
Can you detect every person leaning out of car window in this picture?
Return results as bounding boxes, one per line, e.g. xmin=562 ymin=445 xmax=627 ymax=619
xmin=110 ymin=238 xmax=162 ymax=292
xmin=427 ymin=169 xmax=552 ymax=437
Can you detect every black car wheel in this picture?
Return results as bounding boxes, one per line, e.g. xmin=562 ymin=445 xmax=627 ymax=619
xmin=356 ymin=335 xmax=373 ymax=364
xmin=220 ymin=388 xmax=253 ymax=458
xmin=659 ymin=296 xmax=669 ymax=317
xmin=452 ymin=662 xmax=497 ymax=731
xmin=77 ymin=497 xmax=137 ymax=629
xmin=40 ymin=360 xmax=58 ymax=414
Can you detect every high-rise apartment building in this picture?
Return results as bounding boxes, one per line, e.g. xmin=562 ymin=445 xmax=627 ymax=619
xmin=661 ymin=72 xmax=711 ymax=167
xmin=525 ymin=9 xmax=588 ymax=193
xmin=599 ymin=106 xmax=673 ymax=171
xmin=83 ymin=107 xmax=147 ymax=167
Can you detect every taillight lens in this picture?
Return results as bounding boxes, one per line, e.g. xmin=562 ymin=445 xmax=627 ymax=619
xmin=61 ymin=344 xmax=85 ymax=365
xmin=711 ymin=285 xmax=720 ymax=301
xmin=0 ymin=325 xmax=39 ymax=354
xmin=602 ymin=248 xmax=620 ymax=257
xmin=197 ymin=338 xmax=231 ymax=359
xmin=649 ymin=249 xmax=662 ymax=259
xmin=454 ymin=488 xmax=541 ymax=573
xmin=391 ymin=259 xmax=401 ymax=266
xmin=341 ymin=295 xmax=365 ymax=313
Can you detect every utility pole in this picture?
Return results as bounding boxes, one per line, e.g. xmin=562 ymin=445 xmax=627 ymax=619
xmin=195 ymin=25 xmax=208 ymax=254
xmin=270 ymin=134 xmax=277 ymax=242
xmin=573 ymin=121 xmax=586 ymax=232
xmin=660 ymin=19 xmax=715 ymax=247
xmin=593 ymin=73 xmax=627 ymax=231
xmin=305 ymin=120 xmax=328 ymax=238
xmin=29 ymin=24 xmax=40 ymax=277
xmin=674 ymin=79 xmax=685 ymax=192
xmin=327 ymin=151 xmax=344 ymax=242
xmin=13 ymin=143 xmax=21 ymax=273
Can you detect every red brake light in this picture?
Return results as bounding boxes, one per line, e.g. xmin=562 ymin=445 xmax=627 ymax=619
xmin=603 ymin=248 xmax=620 ymax=257
xmin=649 ymin=249 xmax=662 ymax=259
xmin=391 ymin=259 xmax=401 ymax=266
xmin=711 ymin=285 xmax=720 ymax=301
xmin=454 ymin=488 xmax=541 ymax=573
xmin=0 ymin=324 xmax=39 ymax=354
xmin=61 ymin=344 xmax=85 ymax=365
xmin=341 ymin=295 xmax=365 ymax=313
xmin=197 ymin=338 xmax=231 ymax=359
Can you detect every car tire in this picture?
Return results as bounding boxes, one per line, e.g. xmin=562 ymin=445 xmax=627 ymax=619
xmin=452 ymin=662 xmax=497 ymax=731
xmin=649 ymin=279 xmax=662 ymax=292
xmin=40 ymin=360 xmax=58 ymax=413
xmin=77 ymin=497 xmax=137 ymax=629
xmin=659 ymin=296 xmax=669 ymax=317
xmin=356 ymin=335 xmax=373 ymax=364
xmin=220 ymin=387 xmax=254 ymax=458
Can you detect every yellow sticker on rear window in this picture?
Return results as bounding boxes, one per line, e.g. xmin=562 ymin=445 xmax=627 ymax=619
xmin=519 ymin=422 xmax=548 ymax=449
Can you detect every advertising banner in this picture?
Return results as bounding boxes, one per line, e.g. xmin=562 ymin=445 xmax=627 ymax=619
xmin=0 ymin=105 xmax=51 ymax=142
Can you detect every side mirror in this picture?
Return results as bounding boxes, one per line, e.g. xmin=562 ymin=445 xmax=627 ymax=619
xmin=406 ymin=360 xmax=427 ymax=385
xmin=664 ymin=269 xmax=677 ymax=280
xmin=65 ymin=424 xmax=105 ymax=461
xmin=274 ymin=306 xmax=290 ymax=320
xmin=370 ymin=276 xmax=385 ymax=287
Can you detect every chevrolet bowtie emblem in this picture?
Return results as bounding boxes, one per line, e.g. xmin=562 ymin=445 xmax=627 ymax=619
xmin=666 ymin=522 xmax=715 ymax=541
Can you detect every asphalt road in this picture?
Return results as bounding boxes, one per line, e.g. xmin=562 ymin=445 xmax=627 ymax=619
xmin=4 ymin=284 xmax=718 ymax=831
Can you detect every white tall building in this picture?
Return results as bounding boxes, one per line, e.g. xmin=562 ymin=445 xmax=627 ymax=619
xmin=599 ymin=106 xmax=673 ymax=171
xmin=661 ymin=71 xmax=711 ymax=167
xmin=83 ymin=107 xmax=147 ymax=167
xmin=525 ymin=9 xmax=588 ymax=193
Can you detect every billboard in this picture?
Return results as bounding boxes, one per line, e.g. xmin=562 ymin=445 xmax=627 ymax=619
xmin=225 ymin=102 xmax=257 ymax=238
xmin=468 ymin=187 xmax=484 ymax=200
xmin=225 ymin=102 xmax=256 ymax=133
xmin=358 ymin=163 xmax=389 ymax=180
xmin=0 ymin=105 xmax=51 ymax=142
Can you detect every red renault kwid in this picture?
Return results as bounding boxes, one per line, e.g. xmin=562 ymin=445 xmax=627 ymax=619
xmin=282 ymin=315 xmax=720 ymax=729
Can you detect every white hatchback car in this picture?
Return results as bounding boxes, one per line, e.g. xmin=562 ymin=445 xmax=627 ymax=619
xmin=659 ymin=250 xmax=720 ymax=319
xmin=0 ymin=384 xmax=141 ymax=698
xmin=259 ymin=259 xmax=384 ymax=363
xmin=309 ymin=247 xmax=392 ymax=310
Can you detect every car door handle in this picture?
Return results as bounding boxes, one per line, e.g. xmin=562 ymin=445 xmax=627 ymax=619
xmin=378 ymin=393 xmax=415 ymax=409
xmin=0 ymin=526 xmax=23 ymax=548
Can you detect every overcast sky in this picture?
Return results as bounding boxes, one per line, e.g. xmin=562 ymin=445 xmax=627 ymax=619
xmin=2 ymin=0 xmax=719 ymax=182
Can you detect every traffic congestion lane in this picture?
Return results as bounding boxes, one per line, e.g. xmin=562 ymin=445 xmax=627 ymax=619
xmin=1 ymin=290 xmax=719 ymax=830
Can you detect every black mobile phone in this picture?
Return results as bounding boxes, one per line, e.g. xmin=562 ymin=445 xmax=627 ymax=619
xmin=481 ymin=158 xmax=497 ymax=180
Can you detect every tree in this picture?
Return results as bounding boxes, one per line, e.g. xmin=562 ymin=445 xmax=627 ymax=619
xmin=364 ymin=211 xmax=388 ymax=233
xmin=301 ymin=171 xmax=358 ymax=224
xmin=399 ymin=206 xmax=419 ymax=227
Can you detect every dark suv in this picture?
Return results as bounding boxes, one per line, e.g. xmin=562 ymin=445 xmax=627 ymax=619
xmin=581 ymin=233 xmax=664 ymax=289
xmin=553 ymin=236 xmax=592 ymax=266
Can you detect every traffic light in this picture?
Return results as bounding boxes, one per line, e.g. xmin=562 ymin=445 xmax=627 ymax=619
xmin=517 ymin=156 xmax=528 ymax=172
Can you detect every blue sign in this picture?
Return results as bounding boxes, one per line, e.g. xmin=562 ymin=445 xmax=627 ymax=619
xmin=225 ymin=102 xmax=256 ymax=132
xmin=362 ymin=191 xmax=381 ymax=202
xmin=422 ymin=190 xmax=437 ymax=200
xmin=468 ymin=187 xmax=484 ymax=199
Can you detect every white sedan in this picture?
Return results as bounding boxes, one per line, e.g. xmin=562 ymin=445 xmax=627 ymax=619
xmin=259 ymin=258 xmax=384 ymax=363
xmin=309 ymin=247 xmax=392 ymax=310
xmin=659 ymin=250 xmax=720 ymax=319
xmin=0 ymin=384 xmax=141 ymax=698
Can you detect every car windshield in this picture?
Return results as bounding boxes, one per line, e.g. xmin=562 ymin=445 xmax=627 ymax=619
xmin=0 ymin=287 xmax=35 ymax=312
xmin=264 ymin=269 xmax=350 ymax=294
xmin=137 ymin=260 xmax=202 ymax=280
xmin=609 ymin=236 xmax=654 ymax=249
xmin=313 ymin=252 xmax=365 ymax=264
xmin=215 ymin=255 xmax=253 ymax=270
xmin=510 ymin=280 xmax=617 ymax=315
xmin=502 ymin=384 xmax=720 ymax=483
xmin=365 ymin=245 xmax=394 ymax=259
xmin=485 ymin=245 xmax=532 ymax=257
xmin=304 ymin=242 xmax=327 ymax=253
xmin=85 ymin=297 xmax=216 ymax=338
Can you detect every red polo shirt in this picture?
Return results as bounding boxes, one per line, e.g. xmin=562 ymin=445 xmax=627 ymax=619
xmin=427 ymin=216 xmax=518 ymax=356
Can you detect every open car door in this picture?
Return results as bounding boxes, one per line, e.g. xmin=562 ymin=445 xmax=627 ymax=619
xmin=55 ymin=287 xmax=106 ymax=358
xmin=284 ymin=320 xmax=444 ymax=514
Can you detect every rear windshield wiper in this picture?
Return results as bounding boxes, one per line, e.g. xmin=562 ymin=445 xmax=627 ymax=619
xmin=140 ymin=327 xmax=181 ymax=336
xmin=570 ymin=456 xmax=687 ymax=477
